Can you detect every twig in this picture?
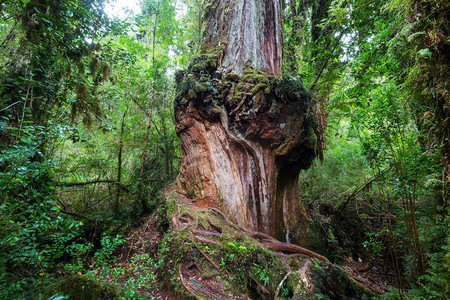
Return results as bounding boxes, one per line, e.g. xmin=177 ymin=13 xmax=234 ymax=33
xmin=338 ymin=167 xmax=391 ymax=212
xmin=0 ymin=101 xmax=21 ymax=112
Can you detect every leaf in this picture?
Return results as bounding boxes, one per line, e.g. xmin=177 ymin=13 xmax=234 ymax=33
xmin=20 ymin=135 xmax=33 ymax=144
xmin=417 ymin=48 xmax=432 ymax=59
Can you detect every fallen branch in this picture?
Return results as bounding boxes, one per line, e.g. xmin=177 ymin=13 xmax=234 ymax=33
xmin=338 ymin=167 xmax=391 ymax=212
xmin=56 ymin=180 xmax=118 ymax=186
xmin=56 ymin=180 xmax=131 ymax=193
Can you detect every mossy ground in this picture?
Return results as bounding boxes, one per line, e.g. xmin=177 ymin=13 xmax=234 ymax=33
xmin=155 ymin=194 xmax=374 ymax=299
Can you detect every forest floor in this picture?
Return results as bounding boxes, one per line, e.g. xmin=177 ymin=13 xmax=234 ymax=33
xmin=341 ymin=254 xmax=397 ymax=294
xmin=95 ymin=210 xmax=399 ymax=299
xmin=111 ymin=213 xmax=175 ymax=299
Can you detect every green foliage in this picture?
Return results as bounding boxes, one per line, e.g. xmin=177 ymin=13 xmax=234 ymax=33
xmin=253 ymin=263 xmax=270 ymax=286
xmin=0 ymin=0 xmax=447 ymax=298
xmin=362 ymin=229 xmax=387 ymax=258
xmin=291 ymin=0 xmax=449 ymax=297
xmin=0 ymin=125 xmax=82 ymax=270
xmin=299 ymin=118 xmax=370 ymax=205
xmin=93 ymin=234 xmax=125 ymax=265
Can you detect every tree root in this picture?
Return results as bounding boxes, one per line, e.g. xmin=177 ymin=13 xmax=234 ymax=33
xmin=261 ymin=242 xmax=330 ymax=263
xmin=179 ymin=264 xmax=199 ymax=299
xmin=192 ymin=229 xmax=222 ymax=237
xmin=247 ymin=231 xmax=278 ymax=243
xmin=274 ymin=271 xmax=292 ymax=300
xmin=194 ymin=236 xmax=223 ymax=247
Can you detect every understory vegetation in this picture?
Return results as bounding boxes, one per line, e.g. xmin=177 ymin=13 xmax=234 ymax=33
xmin=0 ymin=0 xmax=448 ymax=299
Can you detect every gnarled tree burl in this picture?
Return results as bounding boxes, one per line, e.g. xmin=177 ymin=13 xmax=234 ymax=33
xmin=161 ymin=1 xmax=373 ymax=298
xmin=172 ymin=0 xmax=319 ymax=246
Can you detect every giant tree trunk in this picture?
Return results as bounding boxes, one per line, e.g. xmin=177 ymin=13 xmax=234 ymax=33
xmin=171 ymin=0 xmax=320 ymax=246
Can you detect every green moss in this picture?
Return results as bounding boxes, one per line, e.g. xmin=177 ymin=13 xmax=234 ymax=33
xmin=193 ymin=76 xmax=211 ymax=93
xmin=254 ymin=74 xmax=269 ymax=84
xmin=225 ymin=72 xmax=239 ymax=82
xmin=187 ymin=89 xmax=197 ymax=99
xmin=250 ymin=83 xmax=268 ymax=94
xmin=186 ymin=52 xmax=219 ymax=74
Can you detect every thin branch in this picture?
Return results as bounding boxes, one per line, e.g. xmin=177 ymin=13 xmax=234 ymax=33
xmin=338 ymin=167 xmax=391 ymax=212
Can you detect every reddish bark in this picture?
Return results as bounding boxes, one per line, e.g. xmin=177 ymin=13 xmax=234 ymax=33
xmin=203 ymin=0 xmax=282 ymax=75
xmin=172 ymin=0 xmax=320 ymax=246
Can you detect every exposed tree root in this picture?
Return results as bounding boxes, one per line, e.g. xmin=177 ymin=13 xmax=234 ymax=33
xmin=179 ymin=264 xmax=200 ymax=299
xmin=261 ymin=242 xmax=330 ymax=263
xmin=193 ymin=236 xmax=223 ymax=247
xmin=164 ymin=196 xmax=373 ymax=299
xmin=274 ymin=270 xmax=292 ymax=300
xmin=192 ymin=229 xmax=222 ymax=237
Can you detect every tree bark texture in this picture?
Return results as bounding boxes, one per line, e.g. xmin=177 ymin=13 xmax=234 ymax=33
xmin=172 ymin=0 xmax=320 ymax=246
xmin=203 ymin=0 xmax=282 ymax=75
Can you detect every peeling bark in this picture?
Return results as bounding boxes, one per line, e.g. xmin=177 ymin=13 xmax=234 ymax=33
xmin=172 ymin=0 xmax=320 ymax=246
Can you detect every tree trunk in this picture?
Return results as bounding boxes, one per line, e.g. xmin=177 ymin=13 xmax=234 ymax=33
xmin=203 ymin=0 xmax=282 ymax=75
xmin=172 ymin=0 xmax=320 ymax=246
